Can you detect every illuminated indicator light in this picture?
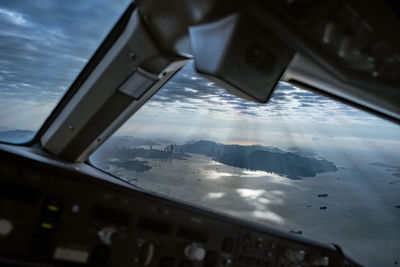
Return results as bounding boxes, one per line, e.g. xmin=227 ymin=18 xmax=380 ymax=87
xmin=71 ymin=204 xmax=80 ymax=213
xmin=41 ymin=223 xmax=54 ymax=229
xmin=47 ymin=205 xmax=59 ymax=212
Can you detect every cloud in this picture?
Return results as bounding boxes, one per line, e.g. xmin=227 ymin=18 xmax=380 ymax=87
xmin=0 ymin=0 xmax=131 ymax=131
xmin=146 ymin=63 xmax=339 ymax=120
xmin=0 ymin=8 xmax=27 ymax=25
xmin=240 ymin=110 xmax=258 ymax=116
xmin=131 ymin=61 xmax=397 ymax=141
xmin=300 ymin=103 xmax=312 ymax=108
xmin=0 ymin=0 xmax=131 ymax=100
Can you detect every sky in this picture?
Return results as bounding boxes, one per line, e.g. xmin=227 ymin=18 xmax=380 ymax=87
xmin=116 ymin=63 xmax=400 ymax=165
xmin=0 ymin=0 xmax=399 ymax=165
xmin=0 ymin=0 xmax=130 ymax=131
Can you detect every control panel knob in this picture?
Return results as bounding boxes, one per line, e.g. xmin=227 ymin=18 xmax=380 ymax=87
xmin=98 ymin=227 xmax=117 ymax=245
xmin=184 ymin=243 xmax=206 ymax=261
xmin=312 ymin=256 xmax=329 ymax=266
xmin=138 ymin=242 xmax=154 ymax=266
xmin=285 ymin=249 xmax=305 ymax=262
xmin=222 ymin=257 xmax=232 ymax=266
xmin=0 ymin=218 xmax=13 ymax=236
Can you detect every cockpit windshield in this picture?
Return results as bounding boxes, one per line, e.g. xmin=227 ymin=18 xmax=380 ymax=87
xmin=0 ymin=0 xmax=130 ymax=143
xmin=91 ymin=62 xmax=400 ymax=266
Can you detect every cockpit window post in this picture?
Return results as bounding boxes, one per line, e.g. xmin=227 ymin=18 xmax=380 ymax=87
xmin=40 ymin=9 xmax=189 ymax=162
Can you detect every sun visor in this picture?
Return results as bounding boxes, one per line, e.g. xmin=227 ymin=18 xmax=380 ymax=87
xmin=189 ymin=14 xmax=295 ymax=103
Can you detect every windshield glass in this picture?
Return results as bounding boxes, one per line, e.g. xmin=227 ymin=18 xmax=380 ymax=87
xmin=91 ymin=62 xmax=400 ymax=267
xmin=0 ymin=0 xmax=130 ymax=143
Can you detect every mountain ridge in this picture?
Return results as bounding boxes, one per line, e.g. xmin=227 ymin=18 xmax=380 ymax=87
xmin=175 ymin=140 xmax=337 ymax=179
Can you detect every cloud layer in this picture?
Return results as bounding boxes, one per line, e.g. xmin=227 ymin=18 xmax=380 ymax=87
xmin=147 ymin=63 xmax=381 ymax=126
xmin=0 ymin=0 xmax=130 ymax=133
xmin=0 ymin=1 xmax=129 ymax=102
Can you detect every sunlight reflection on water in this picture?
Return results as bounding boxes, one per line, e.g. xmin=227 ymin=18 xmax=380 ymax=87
xmin=253 ymin=210 xmax=285 ymax=224
xmin=207 ymin=192 xmax=225 ymax=198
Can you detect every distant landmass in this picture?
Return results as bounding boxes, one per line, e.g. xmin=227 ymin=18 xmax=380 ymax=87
xmin=287 ymin=146 xmax=319 ymax=157
xmin=91 ymin=136 xmax=189 ymax=172
xmin=176 ymin=140 xmax=286 ymax=155
xmin=175 ymin=140 xmax=337 ymax=179
xmin=91 ymin=137 xmax=339 ymax=179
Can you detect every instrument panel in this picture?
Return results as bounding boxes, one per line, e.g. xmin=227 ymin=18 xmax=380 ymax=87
xmin=0 ymin=145 xmax=358 ymax=267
